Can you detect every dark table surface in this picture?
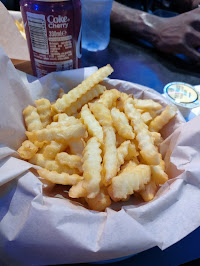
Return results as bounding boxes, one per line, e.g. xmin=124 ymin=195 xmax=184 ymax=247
xmin=82 ymin=36 xmax=200 ymax=94
xmin=79 ymin=37 xmax=200 ymax=266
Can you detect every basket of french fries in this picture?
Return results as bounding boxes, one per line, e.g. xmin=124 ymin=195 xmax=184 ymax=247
xmin=18 ymin=64 xmax=179 ymax=210
xmin=1 ymin=48 xmax=200 ymax=265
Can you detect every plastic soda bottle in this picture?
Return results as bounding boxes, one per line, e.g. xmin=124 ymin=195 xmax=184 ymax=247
xmin=20 ymin=0 xmax=82 ymax=77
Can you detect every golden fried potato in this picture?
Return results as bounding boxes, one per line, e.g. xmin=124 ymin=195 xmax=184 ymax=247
xmin=133 ymin=98 xmax=162 ymax=111
xmin=140 ymin=180 xmax=158 ymax=202
xmin=89 ymin=102 xmax=112 ymax=127
xmin=64 ymin=84 xmax=106 ymax=115
xmin=37 ymin=168 xmax=83 ymax=185
xmin=43 ymin=141 xmax=67 ymax=160
xmin=17 ymin=140 xmax=38 ymax=160
xmin=108 ymin=164 xmax=151 ymax=201
xmin=28 ymin=124 xmax=86 ymax=142
xmin=80 ymin=104 xmax=103 ymax=143
xmin=69 ymin=181 xmax=87 ymax=198
xmin=149 ymin=105 xmax=177 ymax=132
xmin=98 ymin=89 xmax=121 ymax=109
xmin=29 ymin=153 xmax=80 ymax=175
xmin=111 ymin=107 xmax=135 ymax=140
xmin=85 ymin=187 xmax=111 ymax=211
xmin=120 ymin=159 xmax=139 ymax=173
xmin=150 ymin=132 xmax=163 ymax=147
xmin=117 ymin=140 xmax=130 ymax=170
xmin=82 ymin=137 xmax=102 ymax=198
xmin=56 ymin=152 xmax=82 ymax=172
xmin=35 ymin=98 xmax=52 ymax=127
xmin=23 ymin=105 xmax=43 ymax=131
xmin=141 ymin=112 xmax=152 ymax=124
xmin=116 ymin=92 xmax=130 ymax=111
xmin=68 ymin=138 xmax=85 ymax=156
xmin=125 ymin=141 xmax=139 ymax=160
xmin=52 ymin=65 xmax=113 ymax=113
xmin=151 ymin=154 xmax=168 ymax=185
xmin=124 ymin=98 xmax=160 ymax=165
xmin=102 ymin=126 xmax=118 ymax=185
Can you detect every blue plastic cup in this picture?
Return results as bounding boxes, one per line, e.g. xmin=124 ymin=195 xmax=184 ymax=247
xmin=81 ymin=0 xmax=113 ymax=51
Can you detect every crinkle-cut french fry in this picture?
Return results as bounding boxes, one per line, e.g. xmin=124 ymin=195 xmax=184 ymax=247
xmin=81 ymin=104 xmax=103 ymax=143
xmin=57 ymin=113 xmax=69 ymax=122
xmin=149 ymin=110 xmax=157 ymax=119
xmin=89 ymin=102 xmax=112 ymax=127
xmin=53 ymin=114 xmax=59 ymax=122
xmin=141 ymin=112 xmax=152 ymax=124
xmin=37 ymin=168 xmax=83 ymax=185
xmin=52 ymin=65 xmax=113 ymax=113
xmin=30 ymin=124 xmax=86 ymax=142
xmin=29 ymin=153 xmax=80 ymax=175
xmin=116 ymin=92 xmax=130 ymax=111
xmin=58 ymin=88 xmax=65 ymax=98
xmin=56 ymin=152 xmax=82 ymax=172
xmin=120 ymin=159 xmax=139 ymax=173
xmin=137 ymin=153 xmax=146 ymax=164
xmin=25 ymin=131 xmax=35 ymax=142
xmin=137 ymin=109 xmax=144 ymax=114
xmin=46 ymin=122 xmax=67 ymax=128
xmin=51 ymin=107 xmax=57 ymax=118
xmin=133 ymin=98 xmax=162 ymax=111
xmin=47 ymin=116 xmax=82 ymax=129
xmin=108 ymin=164 xmax=151 ymax=201
xmin=139 ymin=180 xmax=158 ymax=202
xmin=65 ymin=85 xmax=106 ymax=116
xmin=17 ymin=140 xmax=38 ymax=160
xmin=35 ymin=98 xmax=52 ymax=127
xmin=111 ymin=107 xmax=135 ymax=140
xmin=102 ymin=126 xmax=118 ymax=185
xmin=149 ymin=105 xmax=177 ymax=132
xmin=69 ymin=181 xmax=87 ymax=198
xmin=124 ymin=98 xmax=160 ymax=165
xmin=150 ymin=132 xmax=163 ymax=146
xmin=69 ymin=138 xmax=85 ymax=156
xmin=33 ymin=141 xmax=46 ymax=149
xmin=125 ymin=142 xmax=139 ymax=161
xmin=117 ymin=140 xmax=130 ymax=170
xmin=151 ymin=154 xmax=168 ymax=185
xmin=85 ymin=187 xmax=111 ymax=211
xmin=116 ymin=134 xmax=126 ymax=148
xmin=82 ymin=137 xmax=102 ymax=198
xmin=23 ymin=105 xmax=43 ymax=131
xmin=43 ymin=141 xmax=67 ymax=160
xmin=151 ymin=164 xmax=168 ymax=185
xmin=37 ymin=142 xmax=49 ymax=154
xmin=98 ymin=89 xmax=121 ymax=109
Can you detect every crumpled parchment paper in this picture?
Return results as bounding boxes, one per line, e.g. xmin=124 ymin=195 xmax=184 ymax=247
xmin=0 ymin=45 xmax=200 ymax=266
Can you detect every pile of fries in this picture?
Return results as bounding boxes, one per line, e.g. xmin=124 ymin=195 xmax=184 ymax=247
xmin=15 ymin=20 xmax=26 ymax=39
xmin=17 ymin=65 xmax=177 ymax=211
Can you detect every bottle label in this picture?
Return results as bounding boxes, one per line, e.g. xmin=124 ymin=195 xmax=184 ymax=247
xmin=26 ymin=11 xmax=74 ymax=77
xmin=20 ymin=0 xmax=81 ymax=77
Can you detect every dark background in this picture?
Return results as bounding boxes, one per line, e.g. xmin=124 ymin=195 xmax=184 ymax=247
xmin=1 ymin=0 xmax=20 ymax=10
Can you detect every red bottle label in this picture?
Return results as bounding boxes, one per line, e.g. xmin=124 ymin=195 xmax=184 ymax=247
xmin=20 ymin=0 xmax=81 ymax=77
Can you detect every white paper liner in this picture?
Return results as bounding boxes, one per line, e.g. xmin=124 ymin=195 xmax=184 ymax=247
xmin=0 ymin=45 xmax=200 ymax=266
xmin=0 ymin=3 xmax=29 ymax=61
